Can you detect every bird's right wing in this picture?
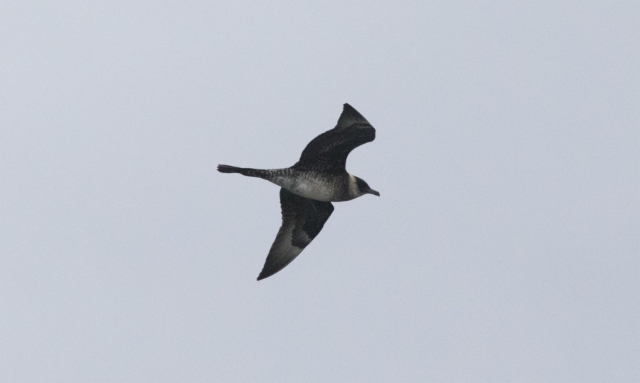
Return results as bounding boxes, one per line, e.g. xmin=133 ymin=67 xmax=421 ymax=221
xmin=293 ymin=103 xmax=375 ymax=172
xmin=257 ymin=188 xmax=334 ymax=280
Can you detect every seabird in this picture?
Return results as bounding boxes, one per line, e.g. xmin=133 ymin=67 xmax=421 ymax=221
xmin=218 ymin=103 xmax=378 ymax=280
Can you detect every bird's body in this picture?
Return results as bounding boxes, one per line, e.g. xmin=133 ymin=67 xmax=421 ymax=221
xmin=218 ymin=103 xmax=378 ymax=280
xmin=217 ymin=166 xmax=359 ymax=202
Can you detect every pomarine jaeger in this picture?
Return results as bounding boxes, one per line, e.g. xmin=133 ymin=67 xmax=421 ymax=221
xmin=218 ymin=103 xmax=378 ymax=280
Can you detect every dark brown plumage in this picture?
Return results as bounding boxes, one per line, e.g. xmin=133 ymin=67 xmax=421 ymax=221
xmin=218 ymin=103 xmax=378 ymax=280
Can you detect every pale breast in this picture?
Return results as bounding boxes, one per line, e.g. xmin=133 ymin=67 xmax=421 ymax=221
xmin=269 ymin=171 xmax=349 ymax=202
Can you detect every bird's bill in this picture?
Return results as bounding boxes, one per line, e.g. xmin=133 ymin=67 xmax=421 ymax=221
xmin=367 ymin=188 xmax=380 ymax=197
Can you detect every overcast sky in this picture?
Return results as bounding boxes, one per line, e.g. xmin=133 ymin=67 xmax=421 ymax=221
xmin=1 ymin=1 xmax=638 ymax=382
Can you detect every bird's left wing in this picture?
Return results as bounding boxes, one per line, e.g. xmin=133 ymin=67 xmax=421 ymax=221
xmin=293 ymin=103 xmax=375 ymax=172
xmin=257 ymin=188 xmax=334 ymax=280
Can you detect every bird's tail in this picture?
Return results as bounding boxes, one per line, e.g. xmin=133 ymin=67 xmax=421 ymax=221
xmin=217 ymin=164 xmax=269 ymax=178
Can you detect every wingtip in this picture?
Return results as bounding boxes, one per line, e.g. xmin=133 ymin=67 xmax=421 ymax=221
xmin=337 ymin=103 xmax=369 ymax=127
xmin=256 ymin=270 xmax=272 ymax=281
xmin=257 ymin=264 xmax=276 ymax=281
xmin=342 ymin=103 xmax=358 ymax=115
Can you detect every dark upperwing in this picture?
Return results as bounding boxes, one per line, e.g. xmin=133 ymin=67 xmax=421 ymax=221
xmin=257 ymin=188 xmax=334 ymax=280
xmin=292 ymin=103 xmax=375 ymax=173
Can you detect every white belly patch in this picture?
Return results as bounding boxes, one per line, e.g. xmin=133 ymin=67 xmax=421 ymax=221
xmin=270 ymin=175 xmax=336 ymax=202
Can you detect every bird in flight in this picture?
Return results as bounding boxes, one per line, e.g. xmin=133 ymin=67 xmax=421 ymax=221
xmin=218 ymin=103 xmax=378 ymax=280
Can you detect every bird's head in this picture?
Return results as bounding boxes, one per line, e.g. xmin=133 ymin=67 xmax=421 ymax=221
xmin=355 ymin=176 xmax=380 ymax=197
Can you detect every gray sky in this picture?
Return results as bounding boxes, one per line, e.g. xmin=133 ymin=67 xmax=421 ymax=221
xmin=1 ymin=1 xmax=638 ymax=382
